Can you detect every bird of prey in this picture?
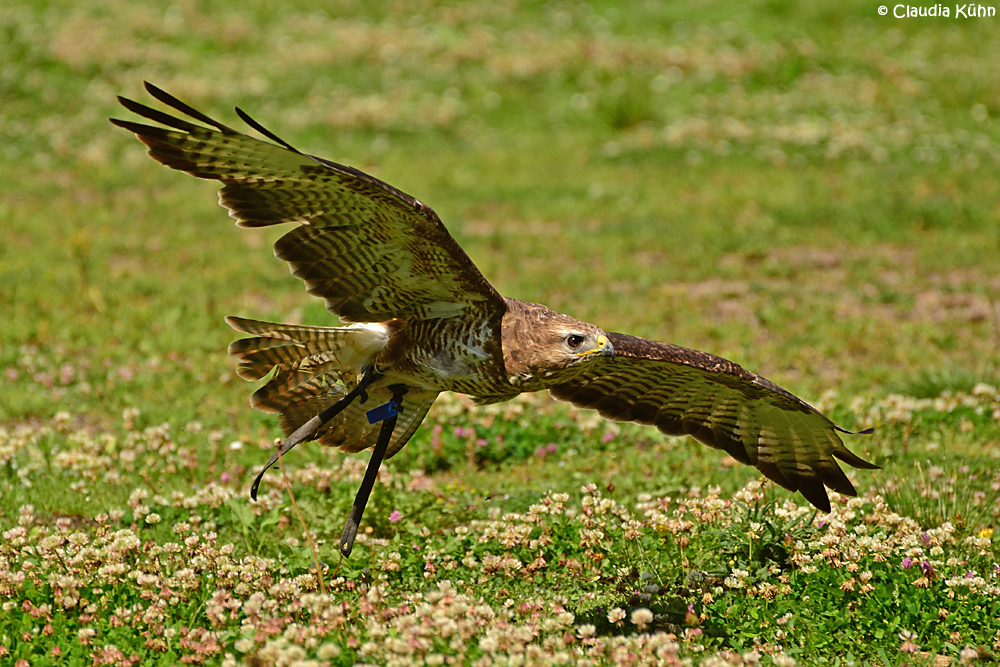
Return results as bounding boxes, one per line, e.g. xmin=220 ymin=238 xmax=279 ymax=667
xmin=112 ymin=83 xmax=876 ymax=557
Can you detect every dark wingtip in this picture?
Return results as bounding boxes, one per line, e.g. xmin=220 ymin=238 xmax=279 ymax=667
xmin=115 ymin=95 xmax=152 ymax=118
xmin=833 ymin=424 xmax=875 ymax=436
xmin=800 ymin=483 xmax=832 ymax=514
xmin=139 ymin=82 xmax=239 ymax=134
xmin=143 ymin=81 xmax=164 ymax=97
xmin=829 ymin=422 xmax=880 ymax=472
xmin=113 ymin=95 xmax=139 ymax=116
xmin=235 ymin=106 xmax=300 ymax=153
xmin=142 ymin=81 xmax=186 ymax=112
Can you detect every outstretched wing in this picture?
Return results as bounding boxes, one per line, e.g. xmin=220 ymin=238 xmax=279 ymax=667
xmin=111 ymin=82 xmax=505 ymax=324
xmin=548 ymin=332 xmax=877 ymax=512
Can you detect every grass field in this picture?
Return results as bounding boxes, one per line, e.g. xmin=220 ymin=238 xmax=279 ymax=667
xmin=2 ymin=0 xmax=1000 ymax=664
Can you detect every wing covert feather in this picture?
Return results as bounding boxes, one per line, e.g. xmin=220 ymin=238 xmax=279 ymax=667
xmin=549 ymin=332 xmax=877 ymax=512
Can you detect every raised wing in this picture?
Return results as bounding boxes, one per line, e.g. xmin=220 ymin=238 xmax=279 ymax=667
xmin=548 ymin=332 xmax=877 ymax=512
xmin=111 ymin=82 xmax=505 ymax=324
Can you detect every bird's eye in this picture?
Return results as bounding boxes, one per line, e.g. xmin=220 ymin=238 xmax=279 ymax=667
xmin=567 ymin=334 xmax=586 ymax=348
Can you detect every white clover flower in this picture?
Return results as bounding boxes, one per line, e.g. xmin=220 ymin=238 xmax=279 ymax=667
xmin=317 ymin=643 xmax=340 ymax=659
xmin=145 ymin=513 xmax=161 ymax=525
xmin=607 ymin=607 xmax=626 ymax=624
xmin=512 ymin=626 xmax=534 ymax=643
xmin=555 ymin=611 xmax=575 ymax=628
xmin=959 ymin=645 xmax=979 ymax=664
xmin=541 ymin=617 xmax=562 ymax=632
xmin=631 ymin=608 xmax=653 ymax=629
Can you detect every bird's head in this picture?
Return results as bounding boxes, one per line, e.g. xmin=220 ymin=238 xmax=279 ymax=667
xmin=561 ymin=327 xmax=613 ymax=362
xmin=529 ymin=313 xmax=614 ymax=374
xmin=500 ymin=300 xmax=614 ymax=382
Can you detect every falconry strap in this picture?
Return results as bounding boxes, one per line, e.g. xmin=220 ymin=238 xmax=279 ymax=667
xmin=341 ymin=384 xmax=408 ymax=557
xmin=366 ymin=400 xmax=400 ymax=424
xmin=249 ymin=369 xmax=381 ymax=502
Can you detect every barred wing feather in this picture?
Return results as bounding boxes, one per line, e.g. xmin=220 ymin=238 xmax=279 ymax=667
xmin=111 ymin=82 xmax=505 ymax=325
xmin=548 ymin=332 xmax=877 ymax=512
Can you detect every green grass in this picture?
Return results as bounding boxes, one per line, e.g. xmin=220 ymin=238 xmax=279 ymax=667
xmin=2 ymin=1 xmax=999 ymax=665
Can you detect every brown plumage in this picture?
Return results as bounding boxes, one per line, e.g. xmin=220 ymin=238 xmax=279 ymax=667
xmin=112 ymin=83 xmax=877 ymax=517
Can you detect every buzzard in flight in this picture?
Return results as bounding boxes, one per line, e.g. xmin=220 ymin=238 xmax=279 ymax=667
xmin=113 ymin=83 xmax=876 ymax=556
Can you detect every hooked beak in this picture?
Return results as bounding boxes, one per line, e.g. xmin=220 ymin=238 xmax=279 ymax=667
xmin=598 ymin=334 xmax=614 ymax=358
xmin=577 ymin=334 xmax=614 ymax=359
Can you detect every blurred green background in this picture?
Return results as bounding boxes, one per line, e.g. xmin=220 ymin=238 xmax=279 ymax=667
xmin=2 ymin=0 xmax=998 ymax=439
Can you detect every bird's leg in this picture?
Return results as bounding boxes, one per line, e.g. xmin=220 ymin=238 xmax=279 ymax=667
xmin=250 ymin=367 xmax=381 ymax=501
xmin=339 ymin=385 xmax=407 ymax=558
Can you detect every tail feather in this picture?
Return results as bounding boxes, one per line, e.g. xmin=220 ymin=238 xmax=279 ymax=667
xmin=226 ymin=315 xmax=432 ymax=457
xmin=225 ymin=315 xmax=388 ymax=381
xmin=229 ymin=338 xmax=329 ymax=381
xmin=250 ymin=364 xmax=344 ymax=413
xmin=227 ymin=315 xmax=349 ymax=340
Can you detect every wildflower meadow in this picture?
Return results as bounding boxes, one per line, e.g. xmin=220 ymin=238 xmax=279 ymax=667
xmin=2 ymin=1 xmax=999 ymax=665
